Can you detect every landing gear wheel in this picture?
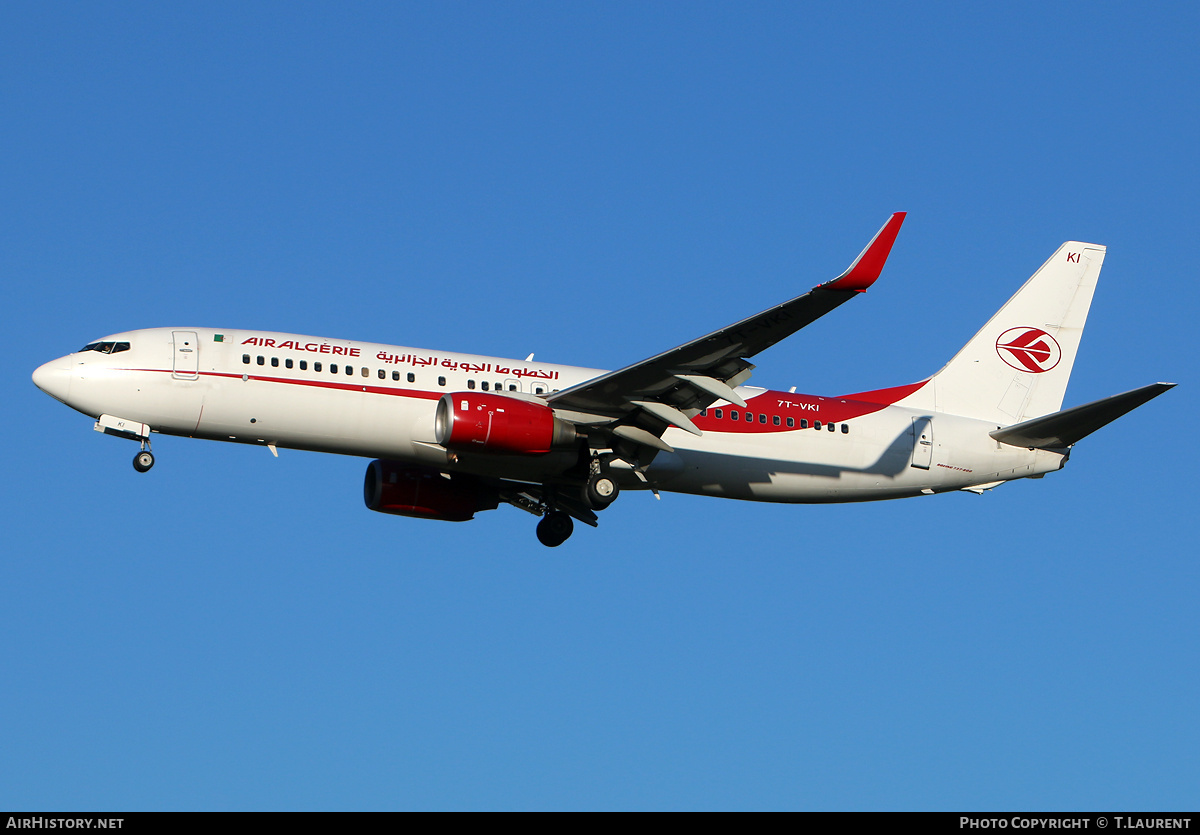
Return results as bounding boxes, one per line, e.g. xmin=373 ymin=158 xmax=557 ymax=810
xmin=584 ymin=473 xmax=619 ymax=510
xmin=133 ymin=450 xmax=155 ymax=473
xmin=536 ymin=511 xmax=574 ymax=547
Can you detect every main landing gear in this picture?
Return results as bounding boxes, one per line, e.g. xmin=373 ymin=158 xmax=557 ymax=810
xmin=584 ymin=471 xmax=619 ymax=510
xmin=520 ymin=455 xmax=628 ymax=547
xmin=529 ymin=456 xmax=621 ymax=547
xmin=583 ymin=457 xmax=620 ymax=511
xmin=536 ymin=511 xmax=574 ymax=547
xmin=132 ymin=439 xmax=155 ymax=473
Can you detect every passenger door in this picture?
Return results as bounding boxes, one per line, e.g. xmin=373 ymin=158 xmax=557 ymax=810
xmin=910 ymin=417 xmax=933 ymax=470
xmin=172 ymin=331 xmax=199 ymax=380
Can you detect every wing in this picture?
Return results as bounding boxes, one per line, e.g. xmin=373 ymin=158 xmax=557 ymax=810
xmin=546 ymin=212 xmax=906 ymax=458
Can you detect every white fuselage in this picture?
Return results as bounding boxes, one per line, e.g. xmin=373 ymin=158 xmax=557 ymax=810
xmin=33 ymin=327 xmax=1065 ymax=502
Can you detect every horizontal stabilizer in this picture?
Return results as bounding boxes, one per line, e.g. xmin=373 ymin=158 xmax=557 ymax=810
xmin=990 ymin=383 xmax=1175 ymax=449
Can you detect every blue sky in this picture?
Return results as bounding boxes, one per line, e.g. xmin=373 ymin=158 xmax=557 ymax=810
xmin=2 ymin=2 xmax=1196 ymax=810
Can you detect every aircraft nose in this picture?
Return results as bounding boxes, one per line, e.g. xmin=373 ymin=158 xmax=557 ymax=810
xmin=32 ymin=357 xmax=72 ymax=403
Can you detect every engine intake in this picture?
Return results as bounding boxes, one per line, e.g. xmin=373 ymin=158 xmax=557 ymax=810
xmin=364 ymin=459 xmax=499 ymax=522
xmin=434 ymin=392 xmax=577 ymax=455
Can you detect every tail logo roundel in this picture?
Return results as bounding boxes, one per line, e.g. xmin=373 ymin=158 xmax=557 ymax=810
xmin=995 ymin=327 xmax=1062 ymax=373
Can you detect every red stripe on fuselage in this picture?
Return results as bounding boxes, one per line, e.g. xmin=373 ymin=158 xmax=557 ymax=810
xmin=130 ymin=368 xmax=445 ymax=401
xmin=693 ymin=381 xmax=927 ymax=434
xmin=840 ymin=380 xmax=927 ymax=406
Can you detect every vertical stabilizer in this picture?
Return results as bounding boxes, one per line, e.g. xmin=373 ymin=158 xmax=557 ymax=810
xmin=896 ymin=242 xmax=1105 ymax=424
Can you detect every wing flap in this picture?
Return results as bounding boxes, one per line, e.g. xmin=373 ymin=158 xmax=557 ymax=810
xmin=674 ymin=374 xmax=748 ymax=408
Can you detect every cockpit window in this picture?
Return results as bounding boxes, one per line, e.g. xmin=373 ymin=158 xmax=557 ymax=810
xmin=80 ymin=341 xmax=131 ymax=354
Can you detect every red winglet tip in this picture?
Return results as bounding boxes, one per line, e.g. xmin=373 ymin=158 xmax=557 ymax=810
xmin=827 ymin=212 xmax=906 ymax=292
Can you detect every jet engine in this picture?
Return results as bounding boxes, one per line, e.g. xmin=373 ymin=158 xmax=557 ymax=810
xmin=363 ymin=459 xmax=499 ymax=522
xmin=434 ymin=392 xmax=577 ymax=455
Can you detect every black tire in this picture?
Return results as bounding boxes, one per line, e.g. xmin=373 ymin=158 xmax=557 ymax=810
xmin=133 ymin=451 xmax=155 ymax=473
xmin=536 ymin=511 xmax=574 ymax=547
xmin=584 ymin=473 xmax=619 ymax=510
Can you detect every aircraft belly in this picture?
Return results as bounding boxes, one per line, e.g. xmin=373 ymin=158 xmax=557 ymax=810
xmin=446 ymin=451 xmax=578 ymax=482
xmin=667 ymin=428 xmax=918 ymax=502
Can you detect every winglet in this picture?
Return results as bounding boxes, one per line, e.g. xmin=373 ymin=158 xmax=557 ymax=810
xmin=824 ymin=212 xmax=906 ymax=292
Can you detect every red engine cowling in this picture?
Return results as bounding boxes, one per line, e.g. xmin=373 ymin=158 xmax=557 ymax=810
xmin=434 ymin=392 xmax=577 ymax=455
xmin=364 ymin=460 xmax=499 ymax=522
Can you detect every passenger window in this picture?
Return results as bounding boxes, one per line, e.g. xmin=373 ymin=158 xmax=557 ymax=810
xmin=377 ymin=369 xmax=385 ymax=379
xmin=759 ymin=414 xmax=766 ymax=424
xmin=814 ymin=421 xmax=822 ymax=430
xmin=731 ymin=411 xmax=739 ymax=421
xmin=300 ymin=360 xmax=307 ymax=370
xmin=773 ymin=415 xmax=780 ymax=426
xmin=786 ymin=417 xmax=794 ymax=428
xmin=828 ymin=422 xmax=835 ymax=432
xmin=534 ymin=385 xmax=544 ymax=394
xmin=242 ymin=354 xmax=250 ymax=364
xmin=508 ymin=384 xmax=517 ymax=392
xmin=271 ymin=357 xmax=279 ymax=367
xmin=438 ymin=376 xmax=446 ymax=386
xmin=346 ymin=365 xmax=354 ymax=376
xmin=700 ymin=409 xmax=707 ymax=417
xmin=481 ymin=381 xmax=489 ymax=391
xmin=257 ymin=356 xmax=264 ymax=365
xmin=841 ymin=424 xmax=849 ymax=434
xmin=746 ymin=412 xmax=753 ymax=421
xmin=314 ymin=362 xmax=322 ymax=372
xmin=406 ymin=372 xmax=414 ymax=383
xmin=330 ymin=364 xmax=338 ymax=374
xmin=715 ymin=409 xmax=723 ymax=419
xmin=467 ymin=380 xmax=476 ymax=390
xmin=392 ymin=371 xmax=400 ymax=381
xmin=285 ymin=359 xmax=293 ymax=369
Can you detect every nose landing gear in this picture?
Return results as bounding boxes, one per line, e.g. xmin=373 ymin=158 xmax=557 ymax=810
xmin=132 ymin=440 xmax=155 ymax=473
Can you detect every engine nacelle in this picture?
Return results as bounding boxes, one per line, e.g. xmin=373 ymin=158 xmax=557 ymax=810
xmin=364 ymin=459 xmax=499 ymax=522
xmin=434 ymin=392 xmax=577 ymax=455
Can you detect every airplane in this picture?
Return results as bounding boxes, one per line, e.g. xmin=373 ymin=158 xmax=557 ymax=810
xmin=32 ymin=213 xmax=1174 ymax=546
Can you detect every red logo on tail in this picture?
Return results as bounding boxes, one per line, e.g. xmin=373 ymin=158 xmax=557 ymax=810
xmin=995 ymin=327 xmax=1061 ymax=373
